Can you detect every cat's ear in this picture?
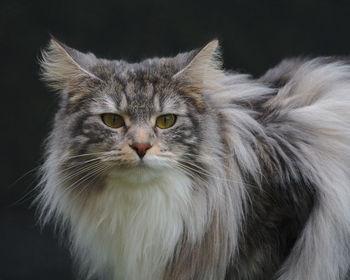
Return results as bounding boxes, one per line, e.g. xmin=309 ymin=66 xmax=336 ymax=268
xmin=173 ymin=40 xmax=224 ymax=89
xmin=40 ymin=38 xmax=103 ymax=94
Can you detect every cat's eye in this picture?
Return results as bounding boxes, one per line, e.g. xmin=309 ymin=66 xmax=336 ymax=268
xmin=156 ymin=114 xmax=177 ymax=129
xmin=101 ymin=113 xmax=125 ymax=128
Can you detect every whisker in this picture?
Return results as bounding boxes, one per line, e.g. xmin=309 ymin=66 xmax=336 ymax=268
xmin=70 ymin=164 xmax=113 ymax=202
xmin=53 ymin=157 xmax=103 ymax=173
xmin=60 ymin=163 xmax=114 ymax=206
xmin=182 ymin=152 xmax=267 ymax=179
xmin=8 ymin=166 xmax=40 ymax=188
xmin=11 ymin=174 xmax=41 ymax=206
xmin=64 ymin=151 xmax=112 ymax=160
xmin=56 ymin=164 xmax=107 ymax=201
xmin=175 ymin=161 xmax=259 ymax=189
xmin=53 ymin=161 xmax=104 ymax=188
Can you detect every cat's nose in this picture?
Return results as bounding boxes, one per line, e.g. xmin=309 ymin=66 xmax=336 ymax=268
xmin=129 ymin=143 xmax=152 ymax=158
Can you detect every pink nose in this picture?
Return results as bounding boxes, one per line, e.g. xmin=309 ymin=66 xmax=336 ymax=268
xmin=129 ymin=143 xmax=152 ymax=158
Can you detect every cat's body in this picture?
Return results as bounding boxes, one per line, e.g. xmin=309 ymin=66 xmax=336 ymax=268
xmin=38 ymin=39 xmax=350 ymax=280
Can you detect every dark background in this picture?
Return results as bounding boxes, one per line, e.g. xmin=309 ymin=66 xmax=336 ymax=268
xmin=2 ymin=0 xmax=350 ymax=279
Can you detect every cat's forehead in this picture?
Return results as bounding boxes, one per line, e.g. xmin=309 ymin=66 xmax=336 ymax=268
xmin=112 ymin=58 xmax=177 ymax=86
xmin=107 ymin=60 xmax=180 ymax=114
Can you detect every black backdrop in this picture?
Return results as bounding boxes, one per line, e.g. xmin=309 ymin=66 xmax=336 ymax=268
xmin=2 ymin=0 xmax=350 ymax=279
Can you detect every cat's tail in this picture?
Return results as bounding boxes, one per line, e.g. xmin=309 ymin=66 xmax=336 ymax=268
xmin=271 ymin=58 xmax=350 ymax=280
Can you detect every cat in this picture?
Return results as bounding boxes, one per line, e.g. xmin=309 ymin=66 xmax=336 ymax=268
xmin=37 ymin=38 xmax=350 ymax=280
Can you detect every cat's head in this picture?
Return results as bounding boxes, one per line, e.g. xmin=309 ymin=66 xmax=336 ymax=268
xmin=40 ymin=38 xmax=224 ymax=186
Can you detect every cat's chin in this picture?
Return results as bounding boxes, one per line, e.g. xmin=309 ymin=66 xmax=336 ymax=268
xmin=107 ymin=159 xmax=172 ymax=186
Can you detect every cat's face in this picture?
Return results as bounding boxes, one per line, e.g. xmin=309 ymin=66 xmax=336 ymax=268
xmin=41 ymin=39 xmax=221 ymax=185
xmin=67 ymin=69 xmax=203 ymax=183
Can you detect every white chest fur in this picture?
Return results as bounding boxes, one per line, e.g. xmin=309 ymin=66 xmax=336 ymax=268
xmin=68 ymin=169 xmax=192 ymax=280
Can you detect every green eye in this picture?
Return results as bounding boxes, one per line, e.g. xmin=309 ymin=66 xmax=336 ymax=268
xmin=101 ymin=113 xmax=125 ymax=128
xmin=156 ymin=114 xmax=177 ymax=129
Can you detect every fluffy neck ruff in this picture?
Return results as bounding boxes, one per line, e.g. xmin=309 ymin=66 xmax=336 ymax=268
xmin=67 ymin=168 xmax=192 ymax=280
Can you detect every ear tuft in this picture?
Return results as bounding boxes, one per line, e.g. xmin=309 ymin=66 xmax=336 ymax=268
xmin=173 ymin=40 xmax=224 ymax=89
xmin=40 ymin=38 xmax=102 ymax=93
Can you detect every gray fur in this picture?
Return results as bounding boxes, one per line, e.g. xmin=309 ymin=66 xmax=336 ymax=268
xmin=38 ymin=39 xmax=350 ymax=280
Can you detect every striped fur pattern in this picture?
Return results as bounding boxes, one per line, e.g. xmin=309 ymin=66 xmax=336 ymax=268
xmin=38 ymin=39 xmax=350 ymax=279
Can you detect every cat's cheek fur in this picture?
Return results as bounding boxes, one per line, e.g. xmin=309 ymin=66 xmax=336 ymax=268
xmin=66 ymin=169 xmax=193 ymax=280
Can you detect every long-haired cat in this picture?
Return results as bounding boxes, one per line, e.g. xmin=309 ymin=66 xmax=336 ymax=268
xmin=37 ymin=38 xmax=350 ymax=280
